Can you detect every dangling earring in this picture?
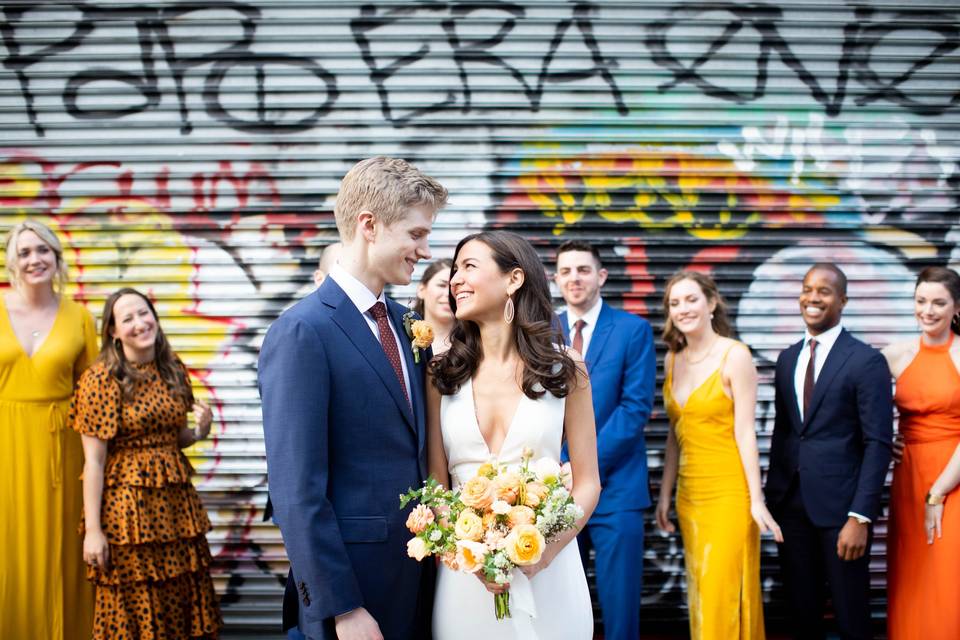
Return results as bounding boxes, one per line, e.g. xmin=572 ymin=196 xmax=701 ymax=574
xmin=504 ymin=295 xmax=515 ymax=324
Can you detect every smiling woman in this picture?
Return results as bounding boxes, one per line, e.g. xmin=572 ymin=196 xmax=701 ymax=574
xmin=0 ymin=219 xmax=98 ymax=640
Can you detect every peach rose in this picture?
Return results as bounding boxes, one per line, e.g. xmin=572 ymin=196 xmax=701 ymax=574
xmin=406 ymin=537 xmax=429 ymax=561
xmin=460 ymin=476 xmax=495 ymax=510
xmin=504 ymin=524 xmax=545 ymax=566
xmin=411 ymin=320 xmax=434 ymax=349
xmin=508 ymin=505 xmax=536 ymax=528
xmin=524 ymin=481 xmax=548 ymax=507
xmin=455 ymin=509 xmax=484 ymax=541
xmin=405 ymin=504 xmax=435 ymax=534
xmin=441 ymin=550 xmax=460 ymax=571
xmin=456 ymin=540 xmax=489 ymax=573
xmin=493 ymin=471 xmax=523 ymax=505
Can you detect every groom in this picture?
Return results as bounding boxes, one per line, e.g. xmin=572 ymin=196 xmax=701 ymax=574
xmin=259 ymin=157 xmax=448 ymax=640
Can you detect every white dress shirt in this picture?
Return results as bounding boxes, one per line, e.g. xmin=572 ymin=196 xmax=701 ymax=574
xmin=792 ymin=322 xmax=869 ymax=523
xmin=565 ymin=296 xmax=603 ymax=356
xmin=329 ymin=264 xmax=411 ymax=398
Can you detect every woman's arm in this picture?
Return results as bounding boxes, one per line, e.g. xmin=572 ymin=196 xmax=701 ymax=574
xmin=521 ymin=353 xmax=600 ymax=579
xmin=80 ymin=434 xmax=111 ymax=570
xmin=656 ymin=353 xmax=678 ymax=533
xmin=727 ymin=343 xmax=783 ymax=542
xmin=426 ymin=375 xmax=450 ymax=489
xmin=925 ymin=442 xmax=960 ymax=543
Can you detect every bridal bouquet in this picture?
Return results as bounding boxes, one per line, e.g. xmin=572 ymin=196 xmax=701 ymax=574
xmin=399 ymin=448 xmax=583 ymax=620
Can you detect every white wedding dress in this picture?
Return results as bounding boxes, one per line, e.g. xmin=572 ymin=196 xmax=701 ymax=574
xmin=432 ymin=378 xmax=594 ymax=639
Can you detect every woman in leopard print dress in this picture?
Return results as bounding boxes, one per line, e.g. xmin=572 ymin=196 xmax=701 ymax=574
xmin=72 ymin=288 xmax=222 ymax=639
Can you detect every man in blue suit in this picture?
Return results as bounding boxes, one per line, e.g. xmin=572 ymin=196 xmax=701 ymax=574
xmin=765 ymin=263 xmax=893 ymax=640
xmin=556 ymin=240 xmax=656 ymax=640
xmin=258 ymin=157 xmax=447 ymax=640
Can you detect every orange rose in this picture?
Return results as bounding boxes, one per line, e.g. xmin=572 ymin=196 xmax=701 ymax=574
xmin=456 ymin=540 xmax=489 ymax=573
xmin=493 ymin=471 xmax=523 ymax=505
xmin=504 ymin=524 xmax=545 ymax=566
xmin=460 ymin=476 xmax=495 ymax=510
xmin=405 ymin=504 xmax=435 ymax=534
xmin=411 ymin=320 xmax=434 ymax=349
xmin=507 ymin=505 xmax=536 ymax=528
xmin=524 ymin=481 xmax=548 ymax=507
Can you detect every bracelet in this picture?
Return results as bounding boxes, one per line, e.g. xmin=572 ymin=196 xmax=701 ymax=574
xmin=925 ymin=491 xmax=946 ymax=506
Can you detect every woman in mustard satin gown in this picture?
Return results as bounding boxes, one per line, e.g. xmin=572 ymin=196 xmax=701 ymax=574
xmin=883 ymin=266 xmax=960 ymax=640
xmin=656 ymin=271 xmax=781 ymax=640
xmin=0 ymin=220 xmax=96 ymax=639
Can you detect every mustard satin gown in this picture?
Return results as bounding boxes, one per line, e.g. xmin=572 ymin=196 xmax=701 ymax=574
xmin=0 ymin=295 xmax=97 ymax=640
xmin=664 ymin=343 xmax=765 ymax=640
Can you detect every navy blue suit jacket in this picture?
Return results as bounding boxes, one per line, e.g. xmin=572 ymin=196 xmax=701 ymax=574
xmin=765 ymin=328 xmax=893 ymax=527
xmin=258 ymin=278 xmax=429 ymax=639
xmin=560 ymin=302 xmax=655 ymax=514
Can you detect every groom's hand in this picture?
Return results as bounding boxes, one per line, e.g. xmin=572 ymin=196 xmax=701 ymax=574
xmin=334 ymin=607 xmax=384 ymax=640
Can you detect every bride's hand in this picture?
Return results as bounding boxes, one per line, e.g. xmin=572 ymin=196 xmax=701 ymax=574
xmin=473 ymin=572 xmax=509 ymax=595
xmin=750 ymin=499 xmax=784 ymax=543
xmin=655 ymin=496 xmax=675 ymax=534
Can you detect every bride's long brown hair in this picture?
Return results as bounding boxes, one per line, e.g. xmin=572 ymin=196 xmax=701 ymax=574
xmin=97 ymin=288 xmax=193 ymax=407
xmin=430 ymin=231 xmax=579 ymax=399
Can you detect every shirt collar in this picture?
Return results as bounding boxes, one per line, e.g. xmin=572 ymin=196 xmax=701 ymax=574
xmin=329 ymin=263 xmax=386 ymax=314
xmin=804 ymin=322 xmax=843 ymax=351
xmin=568 ymin=296 xmax=603 ymax=328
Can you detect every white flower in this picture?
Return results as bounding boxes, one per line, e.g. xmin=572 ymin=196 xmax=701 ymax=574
xmin=429 ymin=529 xmax=442 ymax=542
xmin=491 ymin=499 xmax=512 ymax=515
xmin=533 ymin=457 xmax=562 ymax=483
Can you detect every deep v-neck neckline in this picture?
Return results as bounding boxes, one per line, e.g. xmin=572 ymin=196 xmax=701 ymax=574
xmin=467 ymin=377 xmax=525 ymax=458
xmin=0 ymin=295 xmax=64 ymax=360
xmin=669 ymin=359 xmax=723 ymax=411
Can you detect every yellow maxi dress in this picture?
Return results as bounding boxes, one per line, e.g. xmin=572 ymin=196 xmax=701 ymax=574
xmin=0 ymin=294 xmax=97 ymax=640
xmin=664 ymin=343 xmax=765 ymax=640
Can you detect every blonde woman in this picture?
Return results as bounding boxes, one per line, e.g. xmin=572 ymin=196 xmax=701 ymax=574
xmin=0 ymin=220 xmax=97 ymax=639
xmin=656 ymin=271 xmax=781 ymax=640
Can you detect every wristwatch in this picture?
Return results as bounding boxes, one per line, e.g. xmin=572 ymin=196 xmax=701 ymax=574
xmin=925 ymin=491 xmax=946 ymax=506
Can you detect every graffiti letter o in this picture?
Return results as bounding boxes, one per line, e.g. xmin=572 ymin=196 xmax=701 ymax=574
xmin=203 ymin=55 xmax=338 ymax=134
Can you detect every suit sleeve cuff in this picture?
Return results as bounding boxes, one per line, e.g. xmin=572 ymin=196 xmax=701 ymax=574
xmin=847 ymin=511 xmax=871 ymax=523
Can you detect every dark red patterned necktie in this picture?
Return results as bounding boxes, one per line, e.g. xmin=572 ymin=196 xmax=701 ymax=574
xmin=572 ymin=319 xmax=586 ymax=354
xmin=369 ymin=302 xmax=409 ymax=406
xmin=803 ymin=338 xmax=818 ymax=418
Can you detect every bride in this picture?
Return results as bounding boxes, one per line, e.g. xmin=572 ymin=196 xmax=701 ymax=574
xmin=427 ymin=231 xmax=601 ymax=639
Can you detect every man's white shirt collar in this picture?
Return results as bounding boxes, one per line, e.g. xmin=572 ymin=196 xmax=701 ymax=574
xmin=803 ymin=322 xmax=843 ymax=351
xmin=329 ymin=263 xmax=386 ymax=314
xmin=567 ymin=296 xmax=603 ymax=327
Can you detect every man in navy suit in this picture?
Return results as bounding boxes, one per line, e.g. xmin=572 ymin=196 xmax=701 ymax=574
xmin=556 ymin=240 xmax=655 ymax=640
xmin=258 ymin=157 xmax=447 ymax=640
xmin=765 ymin=263 xmax=893 ymax=640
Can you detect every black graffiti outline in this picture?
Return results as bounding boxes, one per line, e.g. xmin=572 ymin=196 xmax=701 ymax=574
xmin=352 ymin=0 xmax=627 ymax=126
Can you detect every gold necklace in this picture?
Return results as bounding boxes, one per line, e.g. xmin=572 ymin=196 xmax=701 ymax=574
xmin=685 ymin=337 xmax=718 ymax=365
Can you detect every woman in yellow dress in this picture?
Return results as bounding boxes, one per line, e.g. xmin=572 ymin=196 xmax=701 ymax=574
xmin=0 ymin=219 xmax=97 ymax=639
xmin=655 ymin=271 xmax=782 ymax=640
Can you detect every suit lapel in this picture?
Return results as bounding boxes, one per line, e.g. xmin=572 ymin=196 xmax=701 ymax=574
xmin=585 ymin=303 xmax=614 ymax=369
xmin=802 ymin=329 xmax=854 ymax=430
xmin=322 ymin=282 xmax=416 ymax=434
xmin=559 ymin=311 xmax=570 ymax=340
xmin=388 ymin=300 xmax=421 ymax=437
xmin=781 ymin=341 xmax=804 ymax=433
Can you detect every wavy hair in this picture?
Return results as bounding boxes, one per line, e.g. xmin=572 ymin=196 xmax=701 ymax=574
xmin=97 ymin=288 xmax=193 ymax=407
xmin=661 ymin=270 xmax=733 ymax=352
xmin=916 ymin=266 xmax=960 ymax=336
xmin=412 ymin=258 xmax=453 ymax=319
xmin=430 ymin=231 xmax=578 ymax=399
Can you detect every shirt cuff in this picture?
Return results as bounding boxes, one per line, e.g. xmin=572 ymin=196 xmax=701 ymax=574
xmin=847 ymin=511 xmax=871 ymax=523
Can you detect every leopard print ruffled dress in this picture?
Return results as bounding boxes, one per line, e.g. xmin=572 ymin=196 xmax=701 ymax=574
xmin=72 ymin=361 xmax=222 ymax=639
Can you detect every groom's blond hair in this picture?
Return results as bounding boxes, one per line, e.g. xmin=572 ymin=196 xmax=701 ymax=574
xmin=334 ymin=157 xmax=448 ymax=242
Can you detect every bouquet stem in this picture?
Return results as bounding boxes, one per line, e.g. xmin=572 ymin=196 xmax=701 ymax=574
xmin=494 ymin=591 xmax=510 ymax=620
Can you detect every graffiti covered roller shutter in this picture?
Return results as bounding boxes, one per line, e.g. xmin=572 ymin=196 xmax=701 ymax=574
xmin=2 ymin=1 xmax=957 ymax=635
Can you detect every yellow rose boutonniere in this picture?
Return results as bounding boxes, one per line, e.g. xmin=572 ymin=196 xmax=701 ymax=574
xmin=402 ymin=311 xmax=434 ymax=363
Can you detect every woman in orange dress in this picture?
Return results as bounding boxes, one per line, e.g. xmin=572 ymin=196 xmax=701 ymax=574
xmin=883 ymin=266 xmax=960 ymax=640
xmin=73 ymin=287 xmax=222 ymax=639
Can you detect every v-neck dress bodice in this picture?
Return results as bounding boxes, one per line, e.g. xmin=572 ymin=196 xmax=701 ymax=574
xmin=433 ymin=378 xmax=592 ymax=640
